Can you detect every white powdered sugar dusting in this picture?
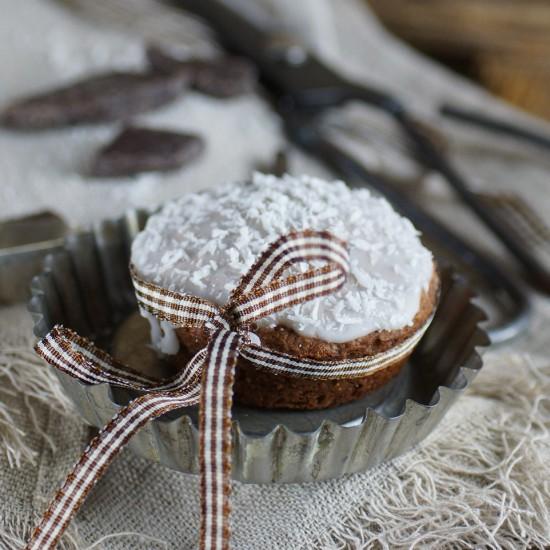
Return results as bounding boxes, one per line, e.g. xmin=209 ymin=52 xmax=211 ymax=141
xmin=132 ymin=174 xmax=434 ymax=345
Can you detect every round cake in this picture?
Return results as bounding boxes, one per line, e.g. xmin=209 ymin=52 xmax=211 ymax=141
xmin=131 ymin=173 xmax=439 ymax=409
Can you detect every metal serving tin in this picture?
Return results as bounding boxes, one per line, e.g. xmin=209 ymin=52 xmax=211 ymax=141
xmin=28 ymin=209 xmax=489 ymax=483
xmin=0 ymin=211 xmax=68 ymax=304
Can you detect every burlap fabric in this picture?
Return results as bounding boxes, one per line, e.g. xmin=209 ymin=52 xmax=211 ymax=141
xmin=1 ymin=1 xmax=550 ymax=548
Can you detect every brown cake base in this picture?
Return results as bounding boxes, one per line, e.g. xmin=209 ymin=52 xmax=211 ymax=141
xmin=172 ymin=268 xmax=439 ymax=410
xmin=233 ymin=357 xmax=407 ymax=409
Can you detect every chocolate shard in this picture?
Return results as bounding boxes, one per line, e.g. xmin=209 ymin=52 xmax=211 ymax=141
xmin=192 ymin=57 xmax=257 ymax=98
xmin=90 ymin=126 xmax=205 ymax=177
xmin=0 ymin=71 xmax=190 ymax=130
xmin=147 ymin=45 xmax=257 ymax=98
xmin=146 ymin=44 xmax=197 ymax=77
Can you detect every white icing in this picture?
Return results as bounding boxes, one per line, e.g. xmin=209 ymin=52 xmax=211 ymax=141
xmin=132 ymin=174 xmax=434 ymax=348
xmin=142 ymin=310 xmax=181 ymax=355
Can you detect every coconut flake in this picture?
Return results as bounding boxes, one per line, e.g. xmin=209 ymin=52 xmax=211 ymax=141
xmin=131 ymin=173 xmax=434 ymax=345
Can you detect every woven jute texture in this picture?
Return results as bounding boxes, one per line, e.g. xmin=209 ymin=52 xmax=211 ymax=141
xmin=1 ymin=0 xmax=550 ymax=548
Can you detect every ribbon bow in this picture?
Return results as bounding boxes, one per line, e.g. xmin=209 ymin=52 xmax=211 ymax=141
xmin=26 ymin=230 xmax=349 ymax=549
xmin=27 ymin=230 xmax=431 ymax=549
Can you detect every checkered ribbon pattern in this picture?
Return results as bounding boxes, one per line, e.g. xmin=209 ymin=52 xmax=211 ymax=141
xmin=26 ymin=230 xmax=431 ymax=550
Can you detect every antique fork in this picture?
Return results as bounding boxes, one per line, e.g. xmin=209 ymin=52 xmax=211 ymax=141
xmin=325 ymin=109 xmax=550 ymax=261
xmin=50 ymin=0 xmax=532 ymax=341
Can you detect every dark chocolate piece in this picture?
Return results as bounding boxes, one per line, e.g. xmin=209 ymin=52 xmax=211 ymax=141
xmin=0 ymin=71 xmax=189 ymax=129
xmin=147 ymin=45 xmax=256 ymax=98
xmin=192 ymin=57 xmax=256 ymax=98
xmin=146 ymin=44 xmax=196 ymax=77
xmin=91 ymin=126 xmax=204 ymax=177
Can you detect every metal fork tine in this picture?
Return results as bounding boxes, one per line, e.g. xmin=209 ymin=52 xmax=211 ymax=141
xmin=476 ymin=192 xmax=550 ymax=253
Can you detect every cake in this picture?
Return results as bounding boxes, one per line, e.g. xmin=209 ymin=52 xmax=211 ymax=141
xmin=131 ymin=173 xmax=439 ymax=410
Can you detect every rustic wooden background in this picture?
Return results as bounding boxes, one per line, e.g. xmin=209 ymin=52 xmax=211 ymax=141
xmin=369 ymin=0 xmax=550 ymax=120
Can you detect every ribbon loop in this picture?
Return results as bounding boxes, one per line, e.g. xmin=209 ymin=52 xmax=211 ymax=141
xmin=36 ymin=325 xmax=205 ymax=392
xmin=229 ymin=230 xmax=350 ymax=303
xmin=228 ymin=263 xmax=348 ymax=326
xmin=131 ymin=266 xmax=230 ymax=331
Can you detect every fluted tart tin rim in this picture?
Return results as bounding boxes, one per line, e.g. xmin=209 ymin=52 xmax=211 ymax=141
xmin=27 ymin=208 xmax=489 ymax=483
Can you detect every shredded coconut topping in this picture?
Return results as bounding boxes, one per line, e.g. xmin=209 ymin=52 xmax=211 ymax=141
xmin=131 ymin=173 xmax=434 ymax=344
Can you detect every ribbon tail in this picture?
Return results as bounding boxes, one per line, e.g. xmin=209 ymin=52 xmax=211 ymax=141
xmin=199 ymin=329 xmax=241 ymax=550
xmin=25 ymin=346 xmax=205 ymax=550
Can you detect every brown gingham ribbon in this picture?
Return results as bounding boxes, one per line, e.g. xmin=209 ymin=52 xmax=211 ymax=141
xmin=26 ymin=230 xmax=432 ymax=550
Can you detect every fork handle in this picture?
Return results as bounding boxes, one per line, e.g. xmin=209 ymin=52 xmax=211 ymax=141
xmin=392 ymin=107 xmax=550 ymax=294
xmin=441 ymin=103 xmax=550 ymax=152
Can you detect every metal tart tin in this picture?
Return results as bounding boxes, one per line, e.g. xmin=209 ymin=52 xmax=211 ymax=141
xmin=28 ymin=209 xmax=489 ymax=483
xmin=0 ymin=211 xmax=68 ymax=304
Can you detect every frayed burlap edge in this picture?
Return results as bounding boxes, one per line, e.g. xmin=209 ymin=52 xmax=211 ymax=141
xmin=305 ymin=354 xmax=550 ymax=550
